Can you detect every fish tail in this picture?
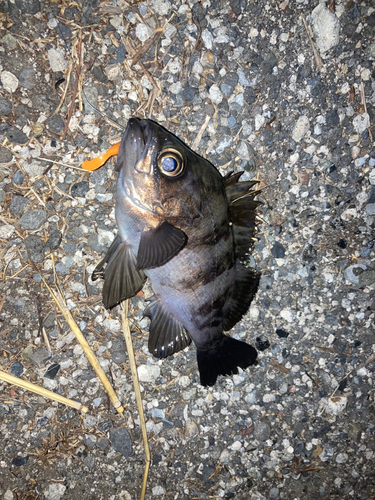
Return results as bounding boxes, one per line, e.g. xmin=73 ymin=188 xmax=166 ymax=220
xmin=196 ymin=336 xmax=257 ymax=386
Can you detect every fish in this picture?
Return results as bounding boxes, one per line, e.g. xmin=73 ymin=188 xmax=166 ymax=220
xmin=82 ymin=117 xmax=261 ymax=386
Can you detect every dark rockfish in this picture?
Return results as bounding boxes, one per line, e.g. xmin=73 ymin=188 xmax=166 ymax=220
xmin=87 ymin=118 xmax=261 ymax=386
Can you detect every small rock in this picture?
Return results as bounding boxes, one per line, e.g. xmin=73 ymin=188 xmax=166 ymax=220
xmin=0 ymin=124 xmax=28 ymax=144
xmin=209 ymin=84 xmax=223 ymax=105
xmin=276 ymin=328 xmax=289 ymax=338
xmin=310 ymin=3 xmax=340 ymax=54
xmin=42 ymin=312 xmax=55 ymax=329
xmin=202 ymin=29 xmax=214 ymax=49
xmin=271 ymin=241 xmax=286 ymax=258
xmin=47 ymin=48 xmax=68 ymax=72
xmin=29 ymin=347 xmax=51 ymax=367
xmin=344 ymin=264 xmax=367 ymax=285
xmin=150 ymin=0 xmax=171 ymax=16
xmin=319 ymin=444 xmax=334 ymax=462
xmin=44 ymin=363 xmax=60 ymax=380
xmin=136 ymin=23 xmax=153 ymax=42
xmin=15 ymin=0 xmax=41 ymax=14
xmin=46 ymin=114 xmax=65 ymax=134
xmin=12 ymin=456 xmax=28 ymax=466
xmin=45 ymin=230 xmax=62 ymax=250
xmin=9 ymin=195 xmax=30 ymax=214
xmin=0 ymin=146 xmax=13 ymax=163
xmin=4 ymin=490 xmax=14 ymax=500
xmin=152 ymin=486 xmax=166 ymax=496
xmin=19 ymin=68 xmax=37 ymax=89
xmin=71 ymin=181 xmax=89 ymax=197
xmin=335 ymin=452 xmax=348 ymax=464
xmin=269 ymin=487 xmax=280 ymax=499
xmin=292 ymin=115 xmax=310 ymax=142
xmin=92 ymin=65 xmax=108 ymax=83
xmin=109 ymin=427 xmax=132 ymax=457
xmin=0 ymin=97 xmax=12 ymax=115
xmin=11 ymin=362 xmax=24 ymax=378
xmin=44 ymin=483 xmax=66 ymax=500
xmin=2 ymin=33 xmax=17 ymax=50
xmin=253 ymin=421 xmax=271 ymax=441
xmin=13 ymin=171 xmax=24 ymax=184
xmin=1 ymin=70 xmax=19 ymax=93
xmin=137 ymin=364 xmax=160 ymax=382
xmin=0 ymin=224 xmax=15 ymax=239
xmin=185 ymin=422 xmax=199 ymax=439
xmin=18 ymin=209 xmax=47 ymax=230
xmin=353 ymin=113 xmax=370 ymax=134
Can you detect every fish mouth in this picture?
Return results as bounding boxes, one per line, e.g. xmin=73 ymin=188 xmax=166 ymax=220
xmin=126 ymin=118 xmax=156 ymax=174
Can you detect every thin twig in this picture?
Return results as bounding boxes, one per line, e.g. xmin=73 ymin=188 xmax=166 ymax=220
xmin=121 ymin=301 xmax=150 ymax=500
xmin=191 ymin=115 xmax=211 ymax=151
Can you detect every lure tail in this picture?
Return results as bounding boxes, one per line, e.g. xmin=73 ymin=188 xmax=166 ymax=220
xmin=196 ymin=336 xmax=257 ymax=386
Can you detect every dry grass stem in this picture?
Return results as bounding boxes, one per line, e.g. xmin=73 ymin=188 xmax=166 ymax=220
xmin=39 ymin=275 xmax=125 ymax=415
xmin=0 ymin=370 xmax=89 ymax=413
xmin=121 ymin=300 xmax=150 ymax=500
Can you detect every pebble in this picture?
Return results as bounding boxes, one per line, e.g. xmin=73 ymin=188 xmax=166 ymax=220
xmin=29 ymin=347 xmax=51 ymax=367
xmin=137 ymin=364 xmax=160 ymax=382
xmin=209 ymin=84 xmax=223 ymax=105
xmin=150 ymin=0 xmax=171 ymax=16
xmin=2 ymin=33 xmax=17 ymax=50
xmin=271 ymin=242 xmax=286 ymax=258
xmin=19 ymin=68 xmax=37 ymax=89
xmin=4 ymin=491 xmax=14 ymax=500
xmin=46 ymin=114 xmax=65 ymax=133
xmin=202 ymin=29 xmax=213 ymax=49
xmin=9 ymin=195 xmax=30 ymax=214
xmin=353 ymin=113 xmax=370 ymax=134
xmin=14 ymin=0 xmax=41 ymax=14
xmin=292 ymin=115 xmax=310 ymax=142
xmin=319 ymin=444 xmax=334 ymax=462
xmin=10 ymin=362 xmax=24 ymax=377
xmin=310 ymin=3 xmax=340 ymax=54
xmin=0 ymin=124 xmax=28 ymax=144
xmin=44 ymin=363 xmax=60 ymax=380
xmin=269 ymin=487 xmax=280 ymax=499
xmin=152 ymin=486 xmax=166 ymax=496
xmin=71 ymin=181 xmax=89 ymax=197
xmin=253 ymin=421 xmax=271 ymax=441
xmin=0 ymin=225 xmax=15 ymax=239
xmin=109 ymin=427 xmax=132 ymax=457
xmin=13 ymin=171 xmax=24 ymax=184
xmin=1 ymin=71 xmax=19 ymax=93
xmin=44 ymin=483 xmax=66 ymax=500
xmin=47 ymin=48 xmax=68 ymax=72
xmin=18 ymin=209 xmax=47 ymax=230
xmin=0 ymin=146 xmax=12 ymax=163
xmin=343 ymin=264 xmax=367 ymax=285
xmin=136 ymin=23 xmax=153 ymax=42
xmin=0 ymin=97 xmax=12 ymax=115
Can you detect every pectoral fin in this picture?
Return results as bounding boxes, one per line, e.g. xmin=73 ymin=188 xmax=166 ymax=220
xmin=136 ymin=221 xmax=187 ymax=270
xmin=92 ymin=235 xmax=146 ymax=308
xmin=144 ymin=297 xmax=191 ymax=358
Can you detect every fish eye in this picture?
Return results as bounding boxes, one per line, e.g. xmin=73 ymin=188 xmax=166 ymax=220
xmin=157 ymin=149 xmax=184 ymax=177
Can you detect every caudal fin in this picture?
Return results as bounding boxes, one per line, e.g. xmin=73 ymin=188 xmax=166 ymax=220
xmin=196 ymin=336 xmax=257 ymax=386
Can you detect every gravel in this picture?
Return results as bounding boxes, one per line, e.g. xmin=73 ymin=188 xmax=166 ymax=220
xmin=0 ymin=1 xmax=374 ymax=500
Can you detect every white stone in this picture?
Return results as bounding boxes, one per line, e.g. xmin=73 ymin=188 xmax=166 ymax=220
xmin=150 ymin=0 xmax=171 ymax=16
xmin=44 ymin=483 xmax=66 ymax=500
xmin=1 ymin=70 xmax=18 ymax=93
xmin=230 ymin=440 xmax=242 ymax=451
xmin=280 ymin=308 xmax=295 ymax=323
xmin=357 ymin=367 xmax=368 ymax=377
xmin=98 ymin=228 xmax=115 ymax=247
xmin=4 ymin=490 xmax=14 ymax=500
xmin=209 ymin=84 xmax=223 ymax=104
xmin=292 ymin=115 xmax=310 ymax=142
xmin=137 ymin=364 xmax=160 ymax=382
xmin=152 ymin=486 xmax=166 ymax=496
xmin=353 ymin=113 xmax=370 ymax=134
xmin=202 ymin=29 xmax=213 ymax=49
xmin=136 ymin=23 xmax=153 ymax=42
xmin=47 ymin=48 xmax=68 ymax=72
xmin=310 ymin=3 xmax=340 ymax=54
xmin=102 ymin=319 xmax=121 ymax=332
xmin=0 ymin=224 xmax=15 ymax=239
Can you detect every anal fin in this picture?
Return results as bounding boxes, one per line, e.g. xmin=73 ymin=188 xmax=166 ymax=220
xmin=92 ymin=235 xmax=146 ymax=309
xmin=144 ymin=298 xmax=191 ymax=359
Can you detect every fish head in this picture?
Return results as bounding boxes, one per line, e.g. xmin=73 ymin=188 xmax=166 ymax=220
xmin=116 ymin=117 xmax=203 ymax=220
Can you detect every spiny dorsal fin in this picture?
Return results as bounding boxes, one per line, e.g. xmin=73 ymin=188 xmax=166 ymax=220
xmin=224 ymin=171 xmax=261 ymax=260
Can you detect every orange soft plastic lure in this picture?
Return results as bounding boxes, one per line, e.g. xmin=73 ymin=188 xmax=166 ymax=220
xmin=81 ymin=142 xmax=121 ymax=171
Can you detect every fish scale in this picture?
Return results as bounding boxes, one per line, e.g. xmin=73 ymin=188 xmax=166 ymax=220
xmin=83 ymin=117 xmax=261 ymax=386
